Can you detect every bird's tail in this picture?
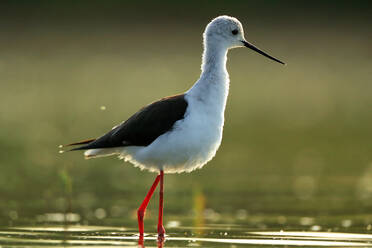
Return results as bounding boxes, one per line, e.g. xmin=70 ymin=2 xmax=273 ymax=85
xmin=58 ymin=138 xmax=96 ymax=153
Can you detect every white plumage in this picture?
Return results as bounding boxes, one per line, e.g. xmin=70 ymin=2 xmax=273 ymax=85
xmin=79 ymin=15 xmax=284 ymax=174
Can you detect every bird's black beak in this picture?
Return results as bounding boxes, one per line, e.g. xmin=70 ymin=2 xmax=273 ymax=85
xmin=242 ymin=40 xmax=285 ymax=65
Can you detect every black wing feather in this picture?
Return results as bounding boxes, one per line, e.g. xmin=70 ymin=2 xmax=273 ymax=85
xmin=71 ymin=94 xmax=188 ymax=150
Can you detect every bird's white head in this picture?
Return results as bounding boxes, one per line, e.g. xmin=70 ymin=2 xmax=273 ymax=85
xmin=204 ymin=15 xmax=285 ymax=65
xmin=204 ymin=15 xmax=245 ymax=50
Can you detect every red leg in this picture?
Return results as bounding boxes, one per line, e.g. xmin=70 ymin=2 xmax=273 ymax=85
xmin=137 ymin=174 xmax=160 ymax=236
xmin=157 ymin=170 xmax=166 ymax=237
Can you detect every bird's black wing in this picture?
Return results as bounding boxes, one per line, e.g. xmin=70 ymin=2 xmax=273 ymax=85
xmin=70 ymin=94 xmax=188 ymax=150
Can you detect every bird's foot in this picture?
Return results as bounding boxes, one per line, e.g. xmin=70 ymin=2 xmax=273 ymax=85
xmin=157 ymin=225 xmax=166 ymax=238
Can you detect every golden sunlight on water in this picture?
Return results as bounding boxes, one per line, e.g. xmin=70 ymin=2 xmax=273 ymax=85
xmin=1 ymin=225 xmax=372 ymax=247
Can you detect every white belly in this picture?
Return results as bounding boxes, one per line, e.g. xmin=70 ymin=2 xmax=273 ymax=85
xmin=119 ymin=103 xmax=224 ymax=174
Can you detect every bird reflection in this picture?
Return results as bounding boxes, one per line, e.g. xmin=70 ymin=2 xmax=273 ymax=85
xmin=138 ymin=235 xmax=164 ymax=248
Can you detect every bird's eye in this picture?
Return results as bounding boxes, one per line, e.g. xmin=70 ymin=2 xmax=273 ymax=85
xmin=232 ymin=29 xmax=238 ymax=35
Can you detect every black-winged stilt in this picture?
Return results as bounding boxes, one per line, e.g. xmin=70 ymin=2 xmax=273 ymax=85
xmin=62 ymin=15 xmax=284 ymax=238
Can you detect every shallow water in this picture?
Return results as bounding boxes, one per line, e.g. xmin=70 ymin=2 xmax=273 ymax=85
xmin=2 ymin=224 xmax=372 ymax=247
xmin=2 ymin=211 xmax=372 ymax=248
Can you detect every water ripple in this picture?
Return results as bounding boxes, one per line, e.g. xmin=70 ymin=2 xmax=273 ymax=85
xmin=1 ymin=226 xmax=372 ymax=247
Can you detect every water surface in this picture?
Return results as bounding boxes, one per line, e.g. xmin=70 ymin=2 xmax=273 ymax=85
xmin=2 ymin=224 xmax=372 ymax=247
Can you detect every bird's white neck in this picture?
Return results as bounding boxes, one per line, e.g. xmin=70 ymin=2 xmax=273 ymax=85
xmin=187 ymin=44 xmax=229 ymax=106
xmin=201 ymin=43 xmax=228 ymax=76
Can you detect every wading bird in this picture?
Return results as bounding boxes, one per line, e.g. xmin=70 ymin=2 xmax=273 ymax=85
xmin=62 ymin=15 xmax=284 ymax=238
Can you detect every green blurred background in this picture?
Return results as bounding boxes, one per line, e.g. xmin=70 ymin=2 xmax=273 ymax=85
xmin=0 ymin=0 xmax=371 ymax=228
